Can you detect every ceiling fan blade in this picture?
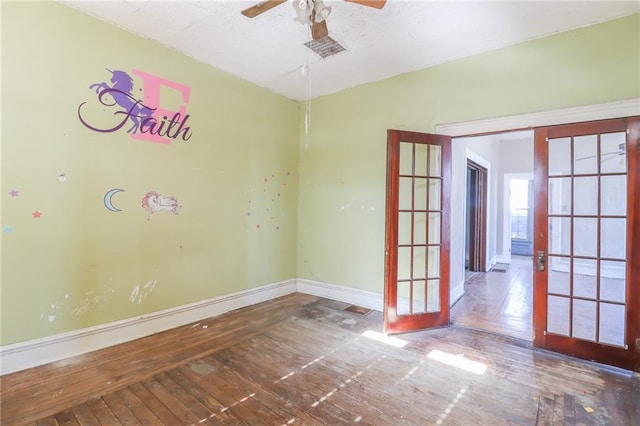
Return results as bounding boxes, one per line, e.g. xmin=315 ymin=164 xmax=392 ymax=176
xmin=344 ymin=0 xmax=387 ymax=9
xmin=311 ymin=19 xmax=329 ymax=40
xmin=241 ymin=0 xmax=287 ymax=18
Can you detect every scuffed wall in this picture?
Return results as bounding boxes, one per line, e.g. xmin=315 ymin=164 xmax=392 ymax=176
xmin=1 ymin=1 xmax=299 ymax=345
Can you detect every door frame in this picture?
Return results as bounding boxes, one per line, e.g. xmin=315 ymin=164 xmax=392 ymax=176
xmin=466 ymin=159 xmax=488 ymax=272
xmin=433 ymin=100 xmax=639 ymax=371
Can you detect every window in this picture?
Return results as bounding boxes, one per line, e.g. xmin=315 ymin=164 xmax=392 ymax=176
xmin=510 ymin=179 xmax=532 ymax=240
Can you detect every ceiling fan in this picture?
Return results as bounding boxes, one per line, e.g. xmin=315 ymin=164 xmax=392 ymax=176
xmin=241 ymin=0 xmax=387 ymax=40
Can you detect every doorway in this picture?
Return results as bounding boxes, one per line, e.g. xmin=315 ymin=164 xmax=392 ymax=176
xmin=453 ymin=132 xmax=535 ymax=341
xmin=439 ymin=112 xmax=640 ymax=371
xmin=465 ymin=160 xmax=487 ymax=272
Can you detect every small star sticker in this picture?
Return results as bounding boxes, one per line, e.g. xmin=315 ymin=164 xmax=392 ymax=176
xmin=32 ymin=211 xmax=42 ymax=219
xmin=3 ymin=225 xmax=14 ymax=234
xmin=9 ymin=189 xmax=19 ymax=197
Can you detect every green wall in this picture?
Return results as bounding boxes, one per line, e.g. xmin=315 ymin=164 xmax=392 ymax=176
xmin=1 ymin=1 xmax=299 ymax=345
xmin=296 ymin=14 xmax=639 ymax=293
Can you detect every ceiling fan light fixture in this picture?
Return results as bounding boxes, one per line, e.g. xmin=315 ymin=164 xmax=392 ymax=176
xmin=313 ymin=0 xmax=331 ymax=23
xmin=293 ymin=0 xmax=313 ymax=25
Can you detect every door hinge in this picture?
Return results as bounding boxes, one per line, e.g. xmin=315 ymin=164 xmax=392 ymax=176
xmin=636 ymin=338 xmax=640 ymax=350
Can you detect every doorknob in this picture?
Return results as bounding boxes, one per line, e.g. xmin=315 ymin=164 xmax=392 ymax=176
xmin=537 ymin=251 xmax=546 ymax=271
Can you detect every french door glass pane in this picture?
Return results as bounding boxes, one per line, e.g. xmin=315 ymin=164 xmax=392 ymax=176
xmin=397 ymin=281 xmax=411 ymax=315
xmin=599 ymin=303 xmax=625 ymax=346
xmin=549 ymin=217 xmax=570 ymax=255
xmin=600 ymin=132 xmax=626 ymax=173
xmin=429 ymin=145 xmax=442 ymax=177
xmin=572 ymin=299 xmax=597 ymax=341
xmin=413 ymin=280 xmax=427 ymax=313
xmin=399 ymin=143 xmax=413 ymax=175
xmin=548 ymin=256 xmax=570 ymax=295
xmin=548 ymin=177 xmax=571 ymax=215
xmin=601 ymin=175 xmax=626 ymax=216
xmin=413 ymin=246 xmax=426 ymax=279
xmin=397 ymin=247 xmax=410 ymax=281
xmin=413 ymin=212 xmax=426 ymax=245
xmin=399 ymin=177 xmax=412 ymax=210
xmin=428 ymin=179 xmax=441 ymax=210
xmin=547 ymin=295 xmax=570 ymax=336
xmin=573 ymin=258 xmax=597 ymax=299
xmin=428 ymin=247 xmax=440 ymax=278
xmin=548 ymin=137 xmax=571 ymax=175
xmin=415 ymin=144 xmax=428 ymax=176
xmin=428 ymin=213 xmax=440 ymax=244
xmin=414 ymin=178 xmax=427 ymax=210
xmin=573 ymin=135 xmax=598 ymax=174
xmin=573 ymin=176 xmax=598 ymax=216
xmin=398 ymin=212 xmax=412 ymax=245
xmin=427 ymin=280 xmax=440 ymax=312
xmin=573 ymin=218 xmax=597 ymax=257
xmin=600 ymin=260 xmax=626 ymax=303
xmin=601 ymin=218 xmax=626 ymax=259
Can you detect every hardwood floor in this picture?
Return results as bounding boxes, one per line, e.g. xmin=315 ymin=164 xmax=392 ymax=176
xmin=2 ymin=293 xmax=639 ymax=425
xmin=451 ymin=255 xmax=534 ymax=341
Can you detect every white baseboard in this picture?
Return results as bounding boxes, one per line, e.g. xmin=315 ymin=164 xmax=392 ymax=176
xmin=487 ymin=255 xmax=498 ymax=271
xmin=296 ymin=278 xmax=384 ymax=312
xmin=450 ymin=280 xmax=465 ymax=305
xmin=0 ymin=279 xmax=296 ymax=375
xmin=2 ymin=277 xmax=468 ymax=375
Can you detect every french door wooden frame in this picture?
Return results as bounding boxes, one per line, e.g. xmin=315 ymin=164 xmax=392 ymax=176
xmin=533 ymin=116 xmax=640 ymax=372
xmin=384 ymin=129 xmax=451 ymax=334
xmin=467 ymin=160 xmax=488 ymax=272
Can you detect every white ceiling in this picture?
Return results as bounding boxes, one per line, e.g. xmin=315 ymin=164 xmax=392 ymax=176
xmin=60 ymin=0 xmax=639 ymax=101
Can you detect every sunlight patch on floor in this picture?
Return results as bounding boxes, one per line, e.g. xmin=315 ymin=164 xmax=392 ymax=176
xmin=427 ymin=350 xmax=487 ymax=375
xmin=361 ymin=330 xmax=408 ymax=348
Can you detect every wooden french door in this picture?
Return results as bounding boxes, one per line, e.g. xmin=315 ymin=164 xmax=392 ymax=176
xmin=384 ymin=130 xmax=451 ymax=334
xmin=533 ymin=116 xmax=640 ymax=371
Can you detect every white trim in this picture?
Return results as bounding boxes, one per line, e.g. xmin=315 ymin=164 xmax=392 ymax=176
xmin=450 ymin=280 xmax=465 ymax=306
xmin=436 ymin=98 xmax=640 ymax=136
xmin=296 ymin=278 xmax=384 ymax=312
xmin=488 ymin=255 xmax=498 ymax=270
xmin=0 ymin=280 xmax=296 ymax=375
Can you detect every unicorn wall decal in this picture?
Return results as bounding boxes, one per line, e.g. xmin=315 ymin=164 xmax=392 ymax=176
xmin=141 ymin=191 xmax=180 ymax=220
xmin=85 ymin=69 xmax=156 ymax=134
xmin=78 ymin=68 xmax=194 ymax=144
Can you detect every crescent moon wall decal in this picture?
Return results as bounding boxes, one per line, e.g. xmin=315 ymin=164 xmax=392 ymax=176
xmin=104 ymin=188 xmax=125 ymax=212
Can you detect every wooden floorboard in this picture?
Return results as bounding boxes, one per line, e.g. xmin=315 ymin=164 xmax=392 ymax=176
xmin=2 ymin=293 xmax=639 ymax=425
xmin=451 ymin=255 xmax=534 ymax=341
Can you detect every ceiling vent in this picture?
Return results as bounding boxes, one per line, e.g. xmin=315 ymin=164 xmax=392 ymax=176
xmin=304 ymin=36 xmax=346 ymax=59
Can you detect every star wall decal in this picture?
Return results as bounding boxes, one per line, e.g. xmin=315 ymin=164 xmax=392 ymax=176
xmin=32 ymin=211 xmax=42 ymax=219
xmin=9 ymin=189 xmax=19 ymax=197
